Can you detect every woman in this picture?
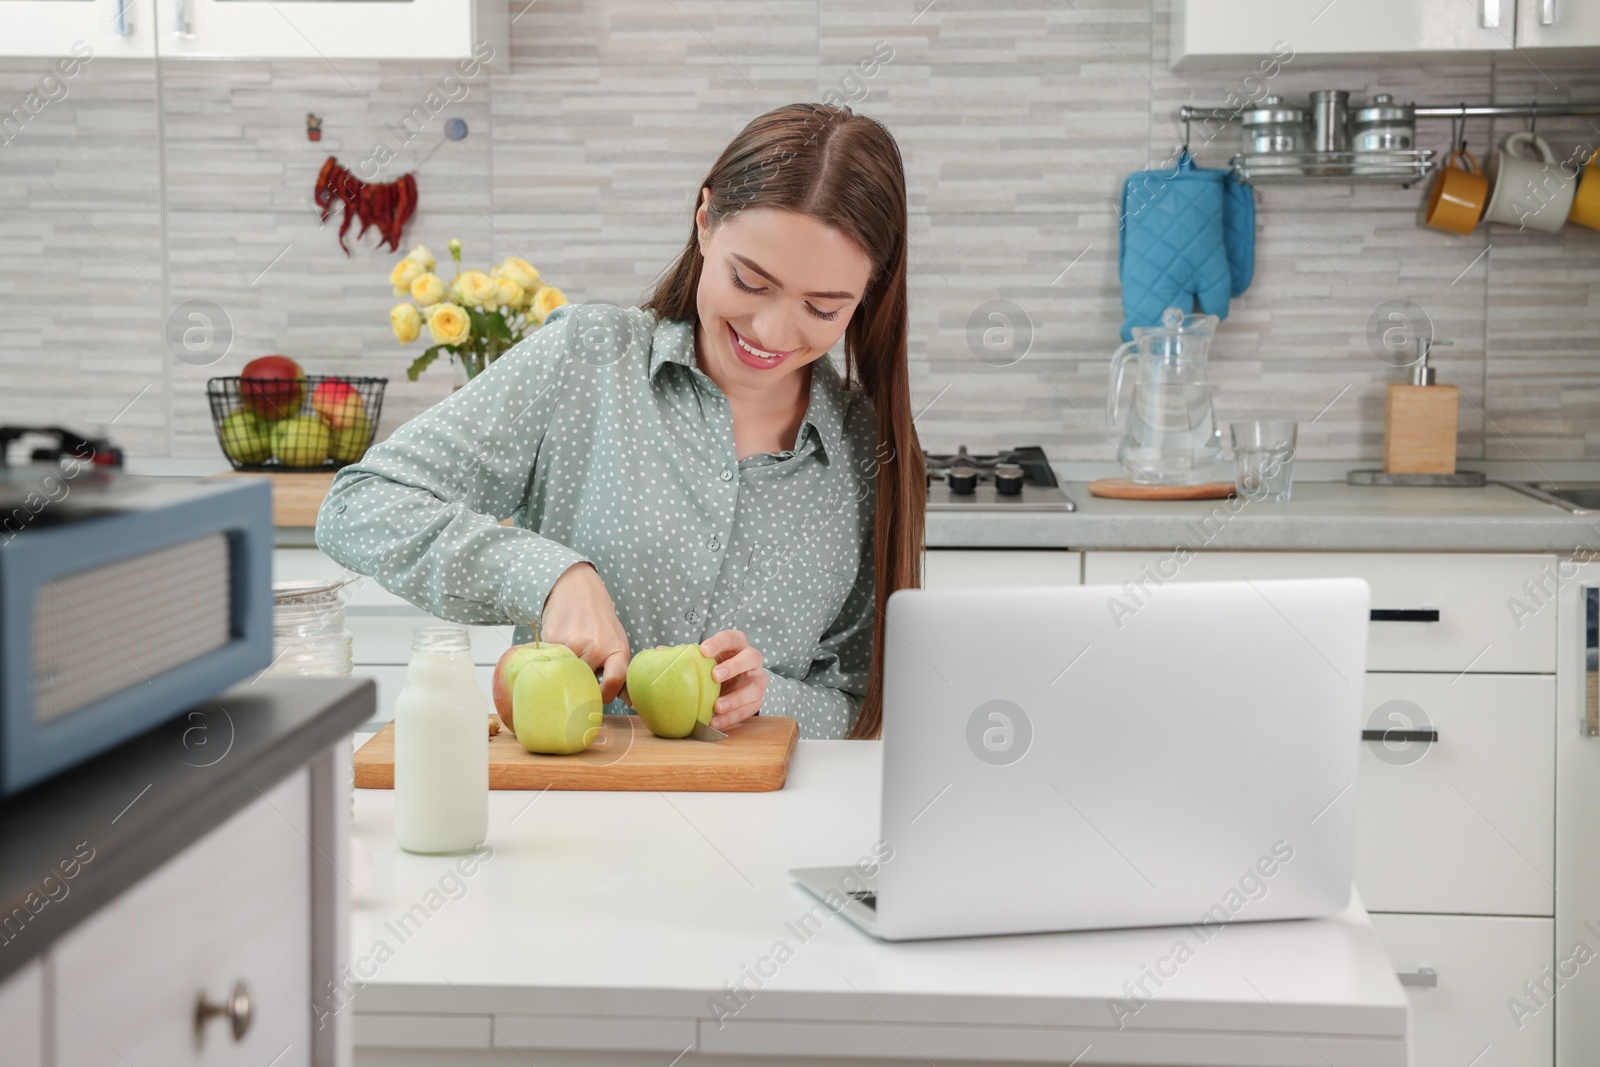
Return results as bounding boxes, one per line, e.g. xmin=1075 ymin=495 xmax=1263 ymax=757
xmin=315 ymin=102 xmax=925 ymax=740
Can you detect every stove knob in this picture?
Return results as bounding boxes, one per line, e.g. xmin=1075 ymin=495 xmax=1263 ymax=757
xmin=946 ymin=465 xmax=978 ymax=495
xmin=994 ymin=463 xmax=1025 ymax=496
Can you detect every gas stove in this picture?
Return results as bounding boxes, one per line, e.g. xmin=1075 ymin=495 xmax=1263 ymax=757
xmin=923 ymin=445 xmax=1076 ymax=512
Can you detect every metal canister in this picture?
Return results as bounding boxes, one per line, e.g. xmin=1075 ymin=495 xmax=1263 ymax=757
xmin=1240 ymin=95 xmax=1308 ymax=155
xmin=1350 ymin=93 xmax=1416 ymax=152
xmin=1309 ymin=89 xmax=1350 ymax=153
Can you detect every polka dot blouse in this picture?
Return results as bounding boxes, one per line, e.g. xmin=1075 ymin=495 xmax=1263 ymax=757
xmin=315 ymin=302 xmax=879 ymax=739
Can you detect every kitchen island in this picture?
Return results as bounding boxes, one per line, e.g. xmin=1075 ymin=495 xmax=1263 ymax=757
xmin=348 ymin=739 xmax=1407 ymax=1067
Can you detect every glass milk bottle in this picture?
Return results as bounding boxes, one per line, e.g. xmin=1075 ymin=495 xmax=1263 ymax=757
xmin=394 ymin=626 xmax=489 ymax=854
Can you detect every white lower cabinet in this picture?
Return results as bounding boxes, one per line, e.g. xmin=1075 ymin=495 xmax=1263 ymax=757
xmin=1369 ymin=913 xmax=1554 ymax=1067
xmin=51 ymin=770 xmax=313 ymax=1067
xmin=1356 ymin=673 xmax=1555 ymax=916
xmin=0 ymin=958 xmax=45 ymax=1067
xmin=923 ymin=549 xmax=1081 ymax=589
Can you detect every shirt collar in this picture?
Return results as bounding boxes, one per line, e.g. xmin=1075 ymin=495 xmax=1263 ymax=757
xmin=648 ymin=313 xmax=848 ymax=462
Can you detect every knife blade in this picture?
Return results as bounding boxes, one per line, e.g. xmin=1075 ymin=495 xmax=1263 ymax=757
xmin=690 ymin=721 xmax=728 ymax=742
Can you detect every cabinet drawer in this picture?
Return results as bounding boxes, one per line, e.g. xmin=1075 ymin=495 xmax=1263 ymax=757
xmin=355 ymin=663 xmax=496 ymax=726
xmin=1083 ymin=551 xmax=1557 ymax=673
xmin=923 ymin=550 xmax=1081 ymax=590
xmin=1369 ymin=913 xmax=1552 ymax=1067
xmin=0 ymin=959 xmax=44 ymax=1067
xmin=275 ymin=548 xmax=514 ymax=665
xmin=1355 ymin=674 xmax=1554 ymax=916
xmin=52 ymin=770 xmax=312 ymax=1067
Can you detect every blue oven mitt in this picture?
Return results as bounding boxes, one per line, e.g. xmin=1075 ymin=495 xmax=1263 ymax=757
xmin=1118 ymin=151 xmax=1255 ymax=341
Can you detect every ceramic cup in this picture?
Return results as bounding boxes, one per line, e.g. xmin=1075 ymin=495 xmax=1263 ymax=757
xmin=1483 ymin=132 xmax=1577 ymax=233
xmin=1423 ymin=149 xmax=1488 ymax=235
xmin=1569 ymin=151 xmax=1600 ymax=232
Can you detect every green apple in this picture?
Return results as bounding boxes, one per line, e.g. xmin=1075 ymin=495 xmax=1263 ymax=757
xmin=328 ymin=412 xmax=373 ymax=463
xmin=219 ymin=409 xmax=272 ymax=465
xmin=511 ymin=647 xmax=603 ymax=754
xmin=492 ymin=641 xmax=577 ymax=731
xmin=270 ymin=414 xmax=332 ymax=468
xmin=626 ymin=644 xmax=721 ymax=739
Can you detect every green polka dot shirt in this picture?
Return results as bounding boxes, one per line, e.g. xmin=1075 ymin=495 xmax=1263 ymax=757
xmin=315 ymin=303 xmax=879 ymax=739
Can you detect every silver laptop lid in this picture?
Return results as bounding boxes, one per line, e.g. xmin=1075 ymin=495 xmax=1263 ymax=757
xmin=875 ymin=578 xmax=1370 ymax=941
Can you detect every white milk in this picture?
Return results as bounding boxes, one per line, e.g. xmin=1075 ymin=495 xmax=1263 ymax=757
xmin=393 ymin=625 xmax=489 ymax=854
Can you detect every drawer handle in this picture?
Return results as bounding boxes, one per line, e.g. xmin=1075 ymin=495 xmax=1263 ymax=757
xmin=1362 ymin=728 xmax=1438 ymax=743
xmin=195 ymin=981 xmax=252 ymax=1042
xmin=1585 ymin=587 xmax=1598 ymax=737
xmin=1398 ymin=967 xmax=1437 ymax=988
xmin=1370 ymin=609 xmax=1440 ymax=623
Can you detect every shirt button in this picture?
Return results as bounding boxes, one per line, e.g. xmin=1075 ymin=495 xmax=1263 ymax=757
xmin=708 ymin=535 xmax=720 ymax=551
xmin=720 ymin=468 xmax=734 ymax=481
xmin=685 ymin=608 xmax=698 ymax=623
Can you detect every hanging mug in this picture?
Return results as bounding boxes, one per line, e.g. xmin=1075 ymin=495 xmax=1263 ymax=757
xmin=1483 ymin=132 xmax=1577 ymax=233
xmin=1423 ymin=148 xmax=1488 ymax=235
xmin=1568 ymin=150 xmax=1600 ymax=232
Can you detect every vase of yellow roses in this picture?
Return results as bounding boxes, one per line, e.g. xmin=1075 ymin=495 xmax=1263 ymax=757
xmin=388 ymin=239 xmax=567 ymax=382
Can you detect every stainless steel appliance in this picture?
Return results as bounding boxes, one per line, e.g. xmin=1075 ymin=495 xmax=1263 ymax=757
xmin=0 ymin=466 xmax=273 ymax=797
xmin=923 ymin=445 xmax=1075 ymax=511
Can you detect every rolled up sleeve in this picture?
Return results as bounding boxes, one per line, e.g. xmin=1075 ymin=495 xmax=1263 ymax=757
xmin=314 ymin=307 xmax=591 ymax=627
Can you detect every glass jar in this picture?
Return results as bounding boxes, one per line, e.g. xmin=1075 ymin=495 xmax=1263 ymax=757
xmin=265 ymin=579 xmax=353 ymax=677
xmin=393 ymin=625 xmax=490 ymax=855
xmin=1240 ymin=95 xmax=1308 ymax=155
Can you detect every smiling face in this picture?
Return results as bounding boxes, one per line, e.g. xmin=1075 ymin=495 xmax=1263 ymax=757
xmin=693 ymin=192 xmax=875 ymax=393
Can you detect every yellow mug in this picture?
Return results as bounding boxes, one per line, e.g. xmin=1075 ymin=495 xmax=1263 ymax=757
xmin=1424 ymin=149 xmax=1488 ymax=235
xmin=1570 ymin=151 xmax=1600 ymax=231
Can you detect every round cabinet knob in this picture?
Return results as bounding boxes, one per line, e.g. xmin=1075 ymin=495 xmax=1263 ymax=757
xmin=946 ymin=464 xmax=978 ymax=495
xmin=994 ymin=463 xmax=1025 ymax=496
xmin=195 ymin=981 xmax=252 ymax=1043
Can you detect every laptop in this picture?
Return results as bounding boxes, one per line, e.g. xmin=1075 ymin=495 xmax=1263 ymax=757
xmin=792 ymin=577 xmax=1371 ymax=941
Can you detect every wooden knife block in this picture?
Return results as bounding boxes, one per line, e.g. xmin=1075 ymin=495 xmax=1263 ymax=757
xmin=1383 ymin=383 xmax=1459 ymax=474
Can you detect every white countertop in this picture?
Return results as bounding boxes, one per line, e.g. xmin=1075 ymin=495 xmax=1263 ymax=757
xmin=348 ymin=739 xmax=1408 ymax=1065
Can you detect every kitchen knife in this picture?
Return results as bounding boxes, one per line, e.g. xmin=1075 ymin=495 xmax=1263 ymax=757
xmin=690 ymin=721 xmax=728 ymax=742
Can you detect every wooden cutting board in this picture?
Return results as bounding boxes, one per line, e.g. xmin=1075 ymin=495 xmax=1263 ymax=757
xmin=1088 ymin=478 xmax=1236 ymax=500
xmin=353 ymin=714 xmax=800 ymax=792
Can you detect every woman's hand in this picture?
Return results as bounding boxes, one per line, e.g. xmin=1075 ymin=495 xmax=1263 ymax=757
xmin=539 ymin=562 xmax=632 ymax=704
xmin=699 ymin=629 xmax=768 ymax=730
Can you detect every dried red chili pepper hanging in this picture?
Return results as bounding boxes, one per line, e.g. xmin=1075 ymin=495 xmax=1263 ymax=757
xmin=313 ymin=156 xmax=419 ymax=256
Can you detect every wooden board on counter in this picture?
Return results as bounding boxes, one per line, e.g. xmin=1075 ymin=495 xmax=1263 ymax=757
xmin=354 ymin=714 xmax=800 ymax=792
xmin=1088 ymin=478 xmax=1236 ymax=500
xmin=208 ymin=471 xmax=334 ymax=527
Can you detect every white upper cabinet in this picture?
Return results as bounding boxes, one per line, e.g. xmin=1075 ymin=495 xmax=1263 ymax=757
xmin=0 ymin=0 xmax=506 ymax=63
xmin=1514 ymin=0 xmax=1600 ymax=47
xmin=1172 ymin=0 xmax=1592 ymax=64
xmin=0 ymin=0 xmax=157 ymax=58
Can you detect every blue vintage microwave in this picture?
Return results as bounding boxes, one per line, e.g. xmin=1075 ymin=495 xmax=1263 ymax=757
xmin=0 ymin=468 xmax=273 ymax=797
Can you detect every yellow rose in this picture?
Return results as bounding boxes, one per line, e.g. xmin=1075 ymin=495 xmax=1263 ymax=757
xmin=410 ymin=272 xmax=447 ymax=306
xmin=454 ymin=269 xmax=500 ymax=309
xmin=496 ymin=257 xmax=541 ymax=292
xmin=426 ymin=303 xmax=472 ymax=346
xmin=389 ymin=257 xmax=426 ymax=294
xmin=390 ymin=303 xmax=422 ymax=344
xmin=531 ymin=285 xmax=568 ymax=320
xmin=494 ymin=276 xmax=526 ymax=310
xmin=406 ymin=244 xmax=436 ymax=270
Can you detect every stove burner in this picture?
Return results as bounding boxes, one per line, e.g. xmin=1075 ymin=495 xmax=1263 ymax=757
xmin=921 ymin=445 xmax=1075 ymax=512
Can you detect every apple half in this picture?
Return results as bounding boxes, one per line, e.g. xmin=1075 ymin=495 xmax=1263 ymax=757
xmin=626 ymin=644 xmax=721 ymax=739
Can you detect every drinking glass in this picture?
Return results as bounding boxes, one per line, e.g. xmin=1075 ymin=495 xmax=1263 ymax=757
xmin=1231 ymin=421 xmax=1298 ymax=502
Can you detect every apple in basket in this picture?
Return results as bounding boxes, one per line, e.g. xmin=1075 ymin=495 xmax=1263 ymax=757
xmin=312 ymin=377 xmax=368 ymax=431
xmin=240 ymin=355 xmax=306 ymax=420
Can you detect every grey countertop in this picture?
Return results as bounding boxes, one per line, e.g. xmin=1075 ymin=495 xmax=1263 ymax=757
xmin=927 ymin=481 xmax=1600 ymax=553
xmin=0 ymin=678 xmax=374 ymax=984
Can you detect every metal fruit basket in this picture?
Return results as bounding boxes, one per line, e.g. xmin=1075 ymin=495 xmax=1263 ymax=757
xmin=206 ymin=375 xmax=387 ymax=472
xmin=1231 ymin=148 xmax=1436 ymax=186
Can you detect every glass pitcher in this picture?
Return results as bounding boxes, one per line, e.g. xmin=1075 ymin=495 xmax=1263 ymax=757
xmin=1106 ymin=307 xmax=1224 ymax=485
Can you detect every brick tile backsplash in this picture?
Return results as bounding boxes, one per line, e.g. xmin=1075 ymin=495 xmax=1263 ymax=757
xmin=0 ymin=0 xmax=1594 ymax=461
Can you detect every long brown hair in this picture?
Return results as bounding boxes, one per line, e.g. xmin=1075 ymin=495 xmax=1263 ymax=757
xmin=642 ymin=102 xmax=924 ymax=740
